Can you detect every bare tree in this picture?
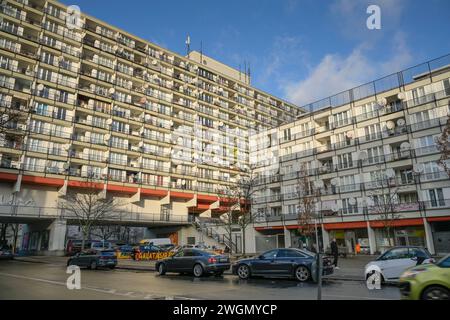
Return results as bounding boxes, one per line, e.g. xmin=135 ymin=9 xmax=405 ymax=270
xmin=367 ymin=175 xmax=401 ymax=247
xmin=9 ymin=223 xmax=20 ymax=254
xmin=0 ymin=106 xmax=21 ymax=135
xmin=90 ymin=225 xmax=120 ymax=242
xmin=59 ymin=178 xmax=123 ymax=250
xmin=295 ymin=164 xmax=320 ymax=250
xmin=217 ymin=184 xmax=241 ymax=255
xmin=437 ymin=115 xmax=450 ymax=177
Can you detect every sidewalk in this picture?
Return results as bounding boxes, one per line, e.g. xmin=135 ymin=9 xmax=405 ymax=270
xmin=12 ymin=254 xmax=374 ymax=281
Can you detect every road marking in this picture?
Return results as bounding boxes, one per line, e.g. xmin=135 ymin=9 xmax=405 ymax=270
xmin=0 ymin=272 xmax=194 ymax=300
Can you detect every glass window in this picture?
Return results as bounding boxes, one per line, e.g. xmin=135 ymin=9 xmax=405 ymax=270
xmin=277 ymin=249 xmax=306 ymax=258
xmin=261 ymin=250 xmax=278 ymax=259
xmin=381 ymin=248 xmax=409 ymax=260
xmin=437 ymin=256 xmax=450 ymax=268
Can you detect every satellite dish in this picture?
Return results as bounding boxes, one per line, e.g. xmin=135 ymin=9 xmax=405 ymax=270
xmin=108 ymin=88 xmax=115 ymax=95
xmin=37 ymin=84 xmax=44 ymax=91
xmin=385 ymin=168 xmax=395 ymax=178
xmin=331 ymin=203 xmax=339 ymax=212
xmin=315 ymin=180 xmax=324 ymax=188
xmin=181 ymin=180 xmax=186 ymax=185
xmin=63 ymin=144 xmax=71 ymax=151
xmin=386 ymin=121 xmax=395 ymax=130
xmin=359 ymin=150 xmax=368 ymax=161
xmin=346 ymin=131 xmax=354 ymax=139
xmin=104 ymin=134 xmax=111 ymax=141
xmin=397 ymin=92 xmax=405 ymax=100
xmin=177 ymin=137 xmax=183 ymax=145
xmin=330 ymin=178 xmax=339 ymax=186
xmin=106 ymin=118 xmax=113 ymax=125
xmin=397 ymin=118 xmax=406 ymax=126
xmin=414 ymin=163 xmax=425 ymax=173
xmin=348 ymin=198 xmax=357 ymax=205
xmin=179 ymin=86 xmax=184 ymax=91
xmin=152 ymin=59 xmax=158 ymax=65
xmin=63 ymin=162 xmax=70 ymax=170
xmin=400 ymin=142 xmax=411 ymax=150
xmin=378 ymin=98 xmax=387 ymax=107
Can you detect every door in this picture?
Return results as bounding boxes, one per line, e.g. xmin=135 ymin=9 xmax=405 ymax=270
xmin=166 ymin=249 xmax=186 ymax=271
xmin=251 ymin=250 xmax=278 ymax=275
xmin=380 ymin=247 xmax=413 ymax=279
xmin=274 ymin=249 xmax=307 ymax=275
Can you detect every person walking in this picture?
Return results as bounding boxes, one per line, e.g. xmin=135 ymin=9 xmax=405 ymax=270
xmin=330 ymin=238 xmax=339 ymax=269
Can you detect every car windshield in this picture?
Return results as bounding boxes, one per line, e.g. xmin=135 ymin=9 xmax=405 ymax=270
xmin=437 ymin=255 xmax=450 ymax=268
xmin=100 ymin=251 xmax=116 ymax=256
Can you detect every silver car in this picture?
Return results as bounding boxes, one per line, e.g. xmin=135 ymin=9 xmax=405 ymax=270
xmin=365 ymin=246 xmax=434 ymax=282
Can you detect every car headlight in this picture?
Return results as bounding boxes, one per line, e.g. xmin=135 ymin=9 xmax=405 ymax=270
xmin=400 ymin=268 xmax=427 ymax=279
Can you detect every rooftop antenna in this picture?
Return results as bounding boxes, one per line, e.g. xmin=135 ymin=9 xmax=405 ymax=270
xmin=239 ymin=64 xmax=241 ymax=81
xmin=200 ymin=41 xmax=203 ymax=64
xmin=248 ymin=62 xmax=251 ymax=84
xmin=185 ymin=35 xmax=191 ymax=58
xmin=244 ymin=60 xmax=247 ymax=83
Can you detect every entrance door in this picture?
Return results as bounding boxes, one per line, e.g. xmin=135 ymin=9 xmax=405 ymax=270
xmin=433 ymin=232 xmax=450 ymax=254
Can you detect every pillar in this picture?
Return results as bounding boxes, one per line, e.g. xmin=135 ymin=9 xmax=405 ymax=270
xmin=48 ymin=219 xmax=67 ymax=256
xmin=367 ymin=221 xmax=376 ymax=255
xmin=423 ymin=218 xmax=435 ymax=255
xmin=321 ymin=224 xmax=330 ymax=252
xmin=244 ymin=225 xmax=256 ymax=254
xmin=284 ymin=228 xmax=292 ymax=248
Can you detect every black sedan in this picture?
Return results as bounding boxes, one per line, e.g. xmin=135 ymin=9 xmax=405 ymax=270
xmin=156 ymin=248 xmax=230 ymax=277
xmin=67 ymin=249 xmax=117 ymax=270
xmin=232 ymin=248 xmax=334 ymax=282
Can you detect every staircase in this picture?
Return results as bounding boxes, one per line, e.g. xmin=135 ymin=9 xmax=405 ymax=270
xmin=192 ymin=217 xmax=240 ymax=254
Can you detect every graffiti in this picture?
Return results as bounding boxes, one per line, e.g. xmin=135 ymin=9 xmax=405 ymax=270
xmin=115 ymin=250 xmax=174 ymax=260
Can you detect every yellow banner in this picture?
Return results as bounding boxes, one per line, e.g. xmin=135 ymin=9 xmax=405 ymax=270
xmin=115 ymin=251 xmax=174 ymax=260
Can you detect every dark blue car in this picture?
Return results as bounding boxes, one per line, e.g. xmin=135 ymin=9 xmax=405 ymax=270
xmin=232 ymin=248 xmax=334 ymax=282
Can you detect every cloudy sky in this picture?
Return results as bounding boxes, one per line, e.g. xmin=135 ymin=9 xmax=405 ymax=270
xmin=63 ymin=0 xmax=450 ymax=107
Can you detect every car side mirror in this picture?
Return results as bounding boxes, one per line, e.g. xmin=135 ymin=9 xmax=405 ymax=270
xmin=258 ymin=255 xmax=264 ymax=260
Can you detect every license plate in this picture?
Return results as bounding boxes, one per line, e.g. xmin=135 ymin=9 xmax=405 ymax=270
xmin=219 ymin=258 xmax=228 ymax=263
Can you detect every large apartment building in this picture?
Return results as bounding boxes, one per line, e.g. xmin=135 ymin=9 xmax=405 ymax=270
xmin=249 ymin=55 xmax=450 ymax=255
xmin=0 ymin=0 xmax=299 ymax=253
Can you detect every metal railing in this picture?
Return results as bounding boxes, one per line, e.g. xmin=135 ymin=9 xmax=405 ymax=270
xmin=0 ymin=204 xmax=191 ymax=224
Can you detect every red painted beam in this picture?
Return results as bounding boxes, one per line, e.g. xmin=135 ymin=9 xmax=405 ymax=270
xmin=0 ymin=172 xmax=18 ymax=182
xmin=370 ymin=218 xmax=423 ymax=228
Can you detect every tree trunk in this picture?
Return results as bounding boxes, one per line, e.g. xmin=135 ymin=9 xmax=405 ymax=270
xmin=242 ymin=227 xmax=246 ymax=254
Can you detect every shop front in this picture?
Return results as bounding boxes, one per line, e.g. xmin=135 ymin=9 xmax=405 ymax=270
xmin=373 ymin=225 xmax=425 ymax=254
xmin=323 ymin=222 xmax=369 ymax=254
xmin=429 ymin=219 xmax=450 ymax=254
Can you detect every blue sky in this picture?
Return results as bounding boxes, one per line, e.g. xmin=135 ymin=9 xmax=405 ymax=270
xmin=62 ymin=0 xmax=450 ymax=106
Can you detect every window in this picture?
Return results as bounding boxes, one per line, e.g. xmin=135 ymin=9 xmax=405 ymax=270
xmin=261 ymin=250 xmax=278 ymax=259
xmin=366 ymin=146 xmax=384 ymax=164
xmin=277 ymin=249 xmax=306 ymax=258
xmin=332 ymin=110 xmax=351 ymax=127
xmin=364 ymin=124 xmax=381 ymax=141
xmin=336 ymin=153 xmax=353 ymax=169
xmin=342 ymin=198 xmax=358 ymax=214
xmin=381 ymin=248 xmax=409 ymax=260
xmin=429 ymin=188 xmax=445 ymax=207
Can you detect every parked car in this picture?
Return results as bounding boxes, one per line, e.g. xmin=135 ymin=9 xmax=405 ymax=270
xmin=0 ymin=246 xmax=13 ymax=260
xmin=139 ymin=238 xmax=172 ymax=246
xmin=158 ymin=244 xmax=176 ymax=252
xmin=232 ymin=248 xmax=334 ymax=282
xmin=399 ymin=254 xmax=450 ymax=300
xmin=67 ymin=249 xmax=118 ymax=270
xmin=364 ymin=246 xmax=434 ymax=283
xmin=156 ymin=248 xmax=230 ymax=277
xmin=66 ymin=240 xmax=112 ymax=256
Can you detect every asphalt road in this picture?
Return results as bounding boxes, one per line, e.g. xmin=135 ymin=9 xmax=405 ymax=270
xmin=0 ymin=260 xmax=401 ymax=300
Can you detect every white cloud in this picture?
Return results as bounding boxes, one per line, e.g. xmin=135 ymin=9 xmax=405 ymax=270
xmin=284 ymin=32 xmax=413 ymax=106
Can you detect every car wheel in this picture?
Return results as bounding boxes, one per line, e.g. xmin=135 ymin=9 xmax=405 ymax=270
xmin=90 ymin=260 xmax=97 ymax=270
xmin=295 ymin=266 xmax=310 ymax=282
xmin=237 ymin=264 xmax=250 ymax=280
xmin=157 ymin=263 xmax=166 ymax=275
xmin=421 ymin=286 xmax=450 ymax=300
xmin=193 ymin=264 xmax=204 ymax=277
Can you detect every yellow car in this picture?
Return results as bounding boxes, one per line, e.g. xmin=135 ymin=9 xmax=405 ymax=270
xmin=399 ymin=254 xmax=450 ymax=300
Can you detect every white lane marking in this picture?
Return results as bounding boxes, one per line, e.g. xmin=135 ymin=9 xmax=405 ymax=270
xmin=0 ymin=272 xmax=193 ymax=299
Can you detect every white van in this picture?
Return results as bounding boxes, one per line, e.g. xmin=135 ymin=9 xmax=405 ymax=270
xmin=139 ymin=238 xmax=171 ymax=246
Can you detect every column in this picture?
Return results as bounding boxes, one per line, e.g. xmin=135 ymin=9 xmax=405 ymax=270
xmin=284 ymin=227 xmax=292 ymax=248
xmin=48 ymin=219 xmax=67 ymax=256
xmin=423 ymin=218 xmax=435 ymax=255
xmin=367 ymin=221 xmax=376 ymax=255
xmin=244 ymin=225 xmax=256 ymax=254
xmin=321 ymin=224 xmax=330 ymax=252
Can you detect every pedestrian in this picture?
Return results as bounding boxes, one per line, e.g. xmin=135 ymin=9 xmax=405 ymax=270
xmin=355 ymin=242 xmax=361 ymax=255
xmin=330 ymin=238 xmax=339 ymax=269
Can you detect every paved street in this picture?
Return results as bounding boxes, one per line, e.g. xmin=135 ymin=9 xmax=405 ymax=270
xmin=0 ymin=259 xmax=400 ymax=300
